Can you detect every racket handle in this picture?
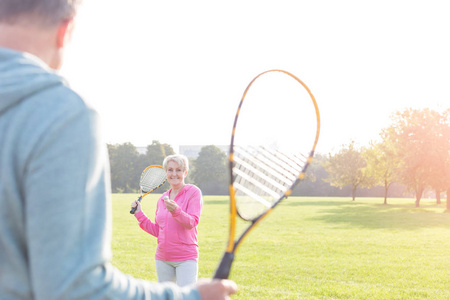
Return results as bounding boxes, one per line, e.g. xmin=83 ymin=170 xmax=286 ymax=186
xmin=213 ymin=252 xmax=235 ymax=279
xmin=130 ymin=196 xmax=142 ymax=214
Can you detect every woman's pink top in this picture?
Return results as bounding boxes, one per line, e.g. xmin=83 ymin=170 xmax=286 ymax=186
xmin=135 ymin=184 xmax=203 ymax=261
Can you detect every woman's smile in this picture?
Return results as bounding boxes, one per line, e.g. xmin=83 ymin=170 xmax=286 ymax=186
xmin=166 ymin=161 xmax=187 ymax=187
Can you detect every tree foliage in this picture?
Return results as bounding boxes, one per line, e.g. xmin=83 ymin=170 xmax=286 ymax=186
xmin=108 ymin=143 xmax=139 ymax=193
xmin=190 ymin=145 xmax=228 ymax=195
xmin=107 ymin=141 xmax=174 ymax=193
xmin=293 ymin=154 xmax=343 ymax=196
xmin=322 ymin=142 xmax=370 ymax=201
xmin=106 ymin=108 xmax=449 ymax=208
xmin=363 ymin=136 xmax=402 ymax=204
xmin=386 ymin=108 xmax=450 ymax=207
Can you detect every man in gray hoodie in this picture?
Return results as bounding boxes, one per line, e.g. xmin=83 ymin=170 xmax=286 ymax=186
xmin=0 ymin=1 xmax=237 ymax=299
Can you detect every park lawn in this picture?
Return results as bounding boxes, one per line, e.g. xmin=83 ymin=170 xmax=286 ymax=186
xmin=111 ymin=194 xmax=450 ymax=299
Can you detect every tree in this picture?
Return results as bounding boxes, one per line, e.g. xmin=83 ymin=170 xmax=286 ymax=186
xmin=426 ymin=109 xmax=450 ymax=206
xmin=190 ymin=145 xmax=228 ymax=195
xmin=293 ymin=153 xmax=341 ymax=196
xmin=144 ymin=140 xmax=174 ymax=166
xmin=107 ymin=141 xmax=175 ymax=193
xmin=364 ymin=133 xmax=402 ymax=205
xmin=107 ymin=142 xmax=139 ymax=193
xmin=323 ymin=142 xmax=369 ymax=201
xmin=387 ymin=108 xmax=449 ymax=207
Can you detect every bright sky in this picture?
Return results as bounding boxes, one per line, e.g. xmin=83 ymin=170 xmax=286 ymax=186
xmin=61 ymin=0 xmax=450 ymax=154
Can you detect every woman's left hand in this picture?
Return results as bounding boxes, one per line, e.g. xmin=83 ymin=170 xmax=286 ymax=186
xmin=164 ymin=197 xmax=178 ymax=212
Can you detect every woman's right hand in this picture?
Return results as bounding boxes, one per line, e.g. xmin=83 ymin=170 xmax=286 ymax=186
xmin=131 ymin=200 xmax=142 ymax=213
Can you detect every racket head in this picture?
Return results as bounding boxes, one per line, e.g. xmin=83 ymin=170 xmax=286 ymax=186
xmin=229 ymin=69 xmax=320 ymax=222
xmin=140 ymin=165 xmax=167 ymax=194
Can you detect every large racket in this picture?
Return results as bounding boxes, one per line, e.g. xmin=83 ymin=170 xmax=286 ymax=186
xmin=130 ymin=165 xmax=167 ymax=214
xmin=213 ymin=69 xmax=320 ymax=279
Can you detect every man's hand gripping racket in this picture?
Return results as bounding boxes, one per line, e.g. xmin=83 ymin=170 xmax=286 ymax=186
xmin=213 ymin=69 xmax=320 ymax=279
xmin=130 ymin=165 xmax=167 ymax=214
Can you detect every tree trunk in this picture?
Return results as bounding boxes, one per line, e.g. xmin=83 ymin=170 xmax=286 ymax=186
xmin=383 ymin=179 xmax=388 ymax=205
xmin=447 ymin=187 xmax=450 ymax=210
xmin=436 ymin=189 xmax=441 ymax=204
xmin=415 ymin=196 xmax=421 ymax=207
xmin=415 ymin=186 xmax=424 ymax=207
xmin=352 ymin=185 xmax=357 ymax=201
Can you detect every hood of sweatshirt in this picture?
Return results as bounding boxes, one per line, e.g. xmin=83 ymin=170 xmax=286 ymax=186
xmin=0 ymin=47 xmax=65 ymax=115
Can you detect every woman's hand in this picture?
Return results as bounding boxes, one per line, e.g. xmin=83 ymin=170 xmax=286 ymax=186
xmin=164 ymin=197 xmax=178 ymax=212
xmin=131 ymin=200 xmax=142 ymax=213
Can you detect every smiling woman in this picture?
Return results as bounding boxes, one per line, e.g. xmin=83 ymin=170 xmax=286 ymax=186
xmin=131 ymin=154 xmax=204 ymax=287
xmin=164 ymin=154 xmax=190 ymax=199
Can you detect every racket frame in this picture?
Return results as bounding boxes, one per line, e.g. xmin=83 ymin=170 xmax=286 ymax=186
xmin=213 ymin=69 xmax=320 ymax=279
xmin=130 ymin=165 xmax=167 ymax=214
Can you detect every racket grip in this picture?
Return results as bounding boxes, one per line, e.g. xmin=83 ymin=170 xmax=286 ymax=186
xmin=213 ymin=252 xmax=235 ymax=279
xmin=130 ymin=196 xmax=142 ymax=214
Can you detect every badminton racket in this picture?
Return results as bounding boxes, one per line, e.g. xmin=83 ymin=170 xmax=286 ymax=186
xmin=130 ymin=165 xmax=167 ymax=214
xmin=213 ymin=69 xmax=320 ymax=279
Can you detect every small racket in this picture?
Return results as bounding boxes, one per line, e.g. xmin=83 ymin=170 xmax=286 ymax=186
xmin=213 ymin=69 xmax=320 ymax=279
xmin=130 ymin=165 xmax=167 ymax=214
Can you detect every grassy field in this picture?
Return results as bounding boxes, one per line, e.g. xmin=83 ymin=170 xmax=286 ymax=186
xmin=111 ymin=194 xmax=450 ymax=299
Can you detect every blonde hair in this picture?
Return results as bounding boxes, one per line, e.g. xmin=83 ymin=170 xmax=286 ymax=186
xmin=163 ymin=154 xmax=189 ymax=172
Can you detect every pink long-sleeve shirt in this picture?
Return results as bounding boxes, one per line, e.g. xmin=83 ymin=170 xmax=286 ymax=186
xmin=135 ymin=184 xmax=203 ymax=261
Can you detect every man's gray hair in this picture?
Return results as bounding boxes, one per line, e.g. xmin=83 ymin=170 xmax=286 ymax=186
xmin=0 ymin=0 xmax=82 ymax=26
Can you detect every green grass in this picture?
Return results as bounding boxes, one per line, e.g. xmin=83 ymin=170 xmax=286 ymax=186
xmin=111 ymin=194 xmax=450 ymax=299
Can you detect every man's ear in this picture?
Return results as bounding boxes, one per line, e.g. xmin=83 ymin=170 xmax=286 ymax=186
xmin=56 ymin=18 xmax=74 ymax=48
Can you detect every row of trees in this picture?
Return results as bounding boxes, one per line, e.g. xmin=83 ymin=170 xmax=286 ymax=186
xmin=322 ymin=108 xmax=449 ymax=207
xmin=107 ymin=141 xmax=229 ymax=195
xmin=108 ymin=108 xmax=449 ymax=208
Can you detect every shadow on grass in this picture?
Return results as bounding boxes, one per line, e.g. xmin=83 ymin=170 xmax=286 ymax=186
xmin=283 ymin=198 xmax=450 ymax=230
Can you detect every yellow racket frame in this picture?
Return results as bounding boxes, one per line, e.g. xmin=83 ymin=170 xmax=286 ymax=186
xmin=213 ymin=69 xmax=320 ymax=279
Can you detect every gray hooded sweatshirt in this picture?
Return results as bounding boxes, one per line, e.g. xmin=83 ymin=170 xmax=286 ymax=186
xmin=0 ymin=47 xmax=200 ymax=300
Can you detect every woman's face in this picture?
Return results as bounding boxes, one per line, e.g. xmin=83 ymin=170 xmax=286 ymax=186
xmin=166 ymin=160 xmax=187 ymax=188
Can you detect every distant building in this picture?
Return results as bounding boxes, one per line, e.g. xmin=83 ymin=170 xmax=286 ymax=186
xmin=179 ymin=145 xmax=229 ymax=159
xmin=136 ymin=146 xmax=146 ymax=155
xmin=135 ymin=145 xmax=229 ymax=159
